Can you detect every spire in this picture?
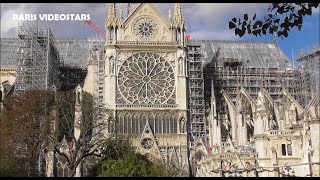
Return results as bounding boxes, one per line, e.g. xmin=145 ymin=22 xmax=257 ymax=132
xmin=174 ymin=3 xmax=182 ymax=17
xmin=273 ymin=31 xmax=278 ymax=44
xmin=106 ymin=3 xmax=119 ymax=28
xmin=119 ymin=6 xmax=123 ymax=21
xmin=173 ymin=3 xmax=184 ymax=28
xmin=108 ymin=3 xmax=116 ymax=18
xmin=127 ymin=3 xmax=140 ymax=17
xmin=211 ymin=79 xmax=215 ymax=101
xmin=127 ymin=3 xmax=130 ymax=16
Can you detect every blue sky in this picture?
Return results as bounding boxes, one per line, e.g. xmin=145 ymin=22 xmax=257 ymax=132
xmin=1 ymin=3 xmax=319 ymax=61
xmin=243 ymin=13 xmax=320 ymax=62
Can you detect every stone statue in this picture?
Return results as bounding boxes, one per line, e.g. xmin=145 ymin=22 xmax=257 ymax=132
xmin=109 ymin=56 xmax=114 ymax=74
xmin=269 ymin=114 xmax=277 ymax=130
xmin=76 ymin=85 xmax=82 ymax=105
xmin=289 ymin=104 xmax=297 ymax=124
xmin=256 ymin=91 xmax=264 ymax=111
xmin=179 ymin=57 xmax=183 ymax=75
xmin=180 ymin=117 xmax=186 ymax=133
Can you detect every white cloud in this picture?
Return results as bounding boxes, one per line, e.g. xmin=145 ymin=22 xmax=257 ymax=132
xmin=1 ymin=3 xmax=106 ymax=38
xmin=0 ymin=3 xmax=38 ymax=37
xmin=0 ymin=3 xmax=317 ymax=40
xmin=184 ymin=4 xmax=267 ymax=27
xmin=189 ymin=29 xmax=240 ymax=40
xmin=312 ymin=6 xmax=320 ymax=14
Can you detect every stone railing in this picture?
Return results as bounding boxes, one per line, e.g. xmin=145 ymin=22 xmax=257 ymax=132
xmin=269 ymin=130 xmax=293 ymax=136
xmin=211 ymin=152 xmax=235 ymax=160
xmin=221 ymin=140 xmax=231 ymax=148
xmin=218 ymin=153 xmax=235 ymax=159
xmin=115 ymin=41 xmax=178 ymax=46
xmin=116 ymin=104 xmax=177 ymax=109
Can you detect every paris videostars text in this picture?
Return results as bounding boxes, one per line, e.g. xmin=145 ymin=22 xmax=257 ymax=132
xmin=12 ymin=14 xmax=90 ymax=21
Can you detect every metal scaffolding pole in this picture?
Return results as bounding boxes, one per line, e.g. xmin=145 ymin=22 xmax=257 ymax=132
xmin=187 ymin=44 xmax=206 ymax=176
xmin=15 ymin=23 xmax=60 ymax=95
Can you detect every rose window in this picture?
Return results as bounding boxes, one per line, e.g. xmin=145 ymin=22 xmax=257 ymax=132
xmin=141 ymin=138 xmax=154 ymax=149
xmin=117 ymin=52 xmax=175 ymax=105
xmin=132 ymin=16 xmax=158 ymax=41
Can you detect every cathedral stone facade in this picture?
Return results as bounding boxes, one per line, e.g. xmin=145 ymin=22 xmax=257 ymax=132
xmin=0 ymin=3 xmax=319 ymax=177
xmin=101 ymin=3 xmax=189 ymax=175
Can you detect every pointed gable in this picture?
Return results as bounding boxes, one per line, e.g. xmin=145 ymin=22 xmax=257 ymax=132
xmin=120 ymin=3 xmax=172 ymax=41
xmin=123 ymin=3 xmax=170 ymax=27
xmin=136 ymin=120 xmax=163 ymax=163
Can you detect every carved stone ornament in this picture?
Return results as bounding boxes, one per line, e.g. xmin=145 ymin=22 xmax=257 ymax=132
xmin=132 ymin=16 xmax=159 ymax=41
xmin=141 ymin=137 xmax=154 ymax=149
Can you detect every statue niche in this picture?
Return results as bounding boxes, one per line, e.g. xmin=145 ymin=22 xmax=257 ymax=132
xmin=178 ymin=57 xmax=184 ymax=75
xmin=109 ymin=56 xmax=115 ymax=74
xmin=269 ymin=113 xmax=278 ymax=130
xmin=180 ymin=117 xmax=186 ymax=133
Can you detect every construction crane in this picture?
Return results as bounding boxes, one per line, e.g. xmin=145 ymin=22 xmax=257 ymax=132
xmin=84 ymin=20 xmax=106 ymax=39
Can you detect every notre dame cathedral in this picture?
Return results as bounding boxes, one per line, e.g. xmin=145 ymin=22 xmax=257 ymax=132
xmin=82 ymin=3 xmax=318 ymax=177
xmin=101 ymin=3 xmax=190 ymax=175
xmin=0 ymin=3 xmax=319 ymax=177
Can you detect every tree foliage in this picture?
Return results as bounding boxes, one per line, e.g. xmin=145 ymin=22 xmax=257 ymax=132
xmin=0 ymin=90 xmax=55 ymax=176
xmin=0 ymin=89 xmax=176 ymax=177
xmin=229 ymin=3 xmax=319 ymax=38
xmin=0 ymin=111 xmax=17 ymax=177
xmin=97 ymin=153 xmax=170 ymax=177
xmin=0 ymin=89 xmax=106 ymax=177
xmin=56 ymin=90 xmax=75 ymax=141
xmin=90 ymin=138 xmax=175 ymax=177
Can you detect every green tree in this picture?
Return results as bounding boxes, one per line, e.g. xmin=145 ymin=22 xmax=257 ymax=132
xmin=52 ymin=90 xmax=109 ymax=177
xmin=90 ymin=137 xmax=176 ymax=177
xmin=0 ymin=90 xmax=55 ymax=176
xmin=97 ymin=152 xmax=170 ymax=177
xmin=0 ymin=89 xmax=108 ymax=177
xmin=0 ymin=109 xmax=17 ymax=177
xmin=229 ymin=3 xmax=319 ymax=38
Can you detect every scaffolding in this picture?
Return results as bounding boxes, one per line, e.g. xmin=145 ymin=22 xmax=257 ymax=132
xmin=97 ymin=46 xmax=105 ymax=109
xmin=90 ymin=41 xmax=105 ymax=109
xmin=1 ymin=38 xmax=104 ymax=92
xmin=204 ymin=65 xmax=311 ymax=108
xmin=185 ymin=40 xmax=311 ymax=109
xmin=187 ymin=45 xmax=206 ymax=148
xmin=296 ymin=45 xmax=320 ymax=98
xmin=14 ymin=23 xmax=60 ymax=95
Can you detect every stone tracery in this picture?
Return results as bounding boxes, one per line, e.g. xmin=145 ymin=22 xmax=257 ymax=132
xmin=141 ymin=137 xmax=154 ymax=149
xmin=117 ymin=52 xmax=175 ymax=105
xmin=116 ymin=111 xmax=179 ymax=135
xmin=132 ymin=16 xmax=159 ymax=41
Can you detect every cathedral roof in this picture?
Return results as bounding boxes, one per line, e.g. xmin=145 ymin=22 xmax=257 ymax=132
xmin=187 ymin=40 xmax=293 ymax=69
xmin=54 ymin=39 xmax=104 ymax=68
xmin=1 ymin=38 xmax=292 ymax=70
xmin=0 ymin=38 xmax=19 ymax=67
xmin=305 ymin=92 xmax=320 ymax=117
xmin=0 ymin=38 xmax=104 ymax=68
